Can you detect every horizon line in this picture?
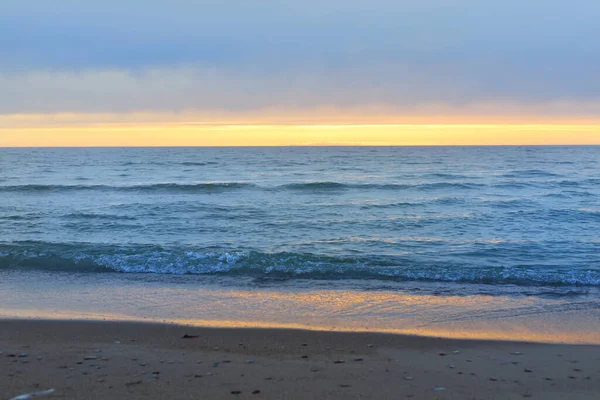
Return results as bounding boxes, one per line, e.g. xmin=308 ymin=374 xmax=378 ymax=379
xmin=3 ymin=144 xmax=600 ymax=149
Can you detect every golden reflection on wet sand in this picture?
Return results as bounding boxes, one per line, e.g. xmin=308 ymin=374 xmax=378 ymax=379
xmin=2 ymin=284 xmax=598 ymax=344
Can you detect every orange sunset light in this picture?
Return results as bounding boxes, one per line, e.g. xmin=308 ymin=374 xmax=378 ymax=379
xmin=2 ymin=123 xmax=599 ymax=147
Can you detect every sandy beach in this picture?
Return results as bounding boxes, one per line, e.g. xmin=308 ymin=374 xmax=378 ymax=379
xmin=2 ymin=319 xmax=599 ymax=399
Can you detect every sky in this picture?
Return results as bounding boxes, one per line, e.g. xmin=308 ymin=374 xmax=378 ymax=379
xmin=1 ymin=0 xmax=599 ymax=146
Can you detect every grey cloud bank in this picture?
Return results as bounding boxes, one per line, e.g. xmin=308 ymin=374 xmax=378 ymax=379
xmin=1 ymin=0 xmax=599 ymax=114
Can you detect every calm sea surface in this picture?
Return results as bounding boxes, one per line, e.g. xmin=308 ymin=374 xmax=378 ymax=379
xmin=1 ymin=146 xmax=599 ymax=290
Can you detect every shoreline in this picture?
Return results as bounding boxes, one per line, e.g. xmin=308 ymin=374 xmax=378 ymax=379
xmin=3 ymin=270 xmax=600 ymax=346
xmin=1 ymin=316 xmax=599 ymax=346
xmin=2 ymin=319 xmax=599 ymax=399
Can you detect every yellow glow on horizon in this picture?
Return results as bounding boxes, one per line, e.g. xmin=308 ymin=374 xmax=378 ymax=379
xmin=2 ymin=123 xmax=599 ymax=146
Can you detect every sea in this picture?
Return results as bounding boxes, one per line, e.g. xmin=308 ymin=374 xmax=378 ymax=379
xmin=1 ymin=146 xmax=599 ymax=342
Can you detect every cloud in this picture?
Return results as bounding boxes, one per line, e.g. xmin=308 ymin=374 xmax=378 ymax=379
xmin=2 ymin=65 xmax=600 ymax=118
xmin=1 ymin=0 xmax=599 ymax=116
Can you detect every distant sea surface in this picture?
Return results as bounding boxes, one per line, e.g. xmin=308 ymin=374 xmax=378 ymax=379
xmin=1 ymin=146 xmax=599 ymax=290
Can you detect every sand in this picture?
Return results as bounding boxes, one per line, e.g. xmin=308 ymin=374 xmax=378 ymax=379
xmin=1 ymin=320 xmax=599 ymax=399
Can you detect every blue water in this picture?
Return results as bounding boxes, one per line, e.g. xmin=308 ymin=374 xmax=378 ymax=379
xmin=1 ymin=146 xmax=599 ymax=288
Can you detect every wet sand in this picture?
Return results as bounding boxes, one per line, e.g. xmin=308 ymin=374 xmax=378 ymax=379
xmin=2 ymin=320 xmax=599 ymax=399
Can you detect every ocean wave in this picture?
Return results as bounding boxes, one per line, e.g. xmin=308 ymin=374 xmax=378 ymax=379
xmin=279 ymin=182 xmax=348 ymax=190
xmin=277 ymin=181 xmax=485 ymax=192
xmin=0 ymin=182 xmax=255 ymax=193
xmin=359 ymin=201 xmax=417 ymax=209
xmin=0 ymin=181 xmax=488 ymax=194
xmin=62 ymin=213 xmax=138 ymax=221
xmin=501 ymin=169 xmax=563 ymax=178
xmin=179 ymin=161 xmax=219 ymax=166
xmin=1 ymin=242 xmax=598 ymax=287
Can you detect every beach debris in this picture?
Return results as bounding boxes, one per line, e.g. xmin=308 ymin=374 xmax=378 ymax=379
xmin=196 ymin=360 xmax=202 ymax=364
xmin=453 ymin=350 xmax=460 ymax=354
xmin=433 ymin=387 xmax=446 ymax=392
xmin=301 ymin=343 xmax=308 ymax=347
xmin=353 ymin=358 xmax=364 ymax=362
xmin=182 ymin=334 xmax=199 ymax=339
xmin=524 ymin=369 xmax=533 ymax=373
xmin=125 ymin=380 xmax=143 ymax=387
xmin=9 ymin=389 xmax=55 ymax=400
xmin=213 ymin=362 xmax=220 ymax=367
xmin=214 ymin=346 xmax=220 ymax=350
xmin=333 ymin=360 xmax=345 ymax=364
xmin=252 ymin=390 xmax=261 ymax=394
xmin=301 ymin=355 xmax=308 ymax=359
xmin=544 ymin=377 xmax=553 ymax=381
xmin=489 ymin=378 xmax=498 ymax=381
xmin=83 ymin=356 xmax=98 ymax=360
xmin=404 ymin=376 xmax=414 ymax=380
xmin=448 ymin=364 xmax=455 ymax=369
xmin=439 ymin=353 xmax=446 ymax=356
xmin=366 ymin=344 xmax=374 ymax=348
xmin=523 ymin=394 xmax=533 ymax=398
xmin=246 ymin=360 xmax=256 ymax=364
xmin=231 ymin=391 xmax=242 ymax=395
xmin=19 ymin=353 xmax=28 ymax=358
xmin=510 ymin=352 xmax=523 ymax=356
